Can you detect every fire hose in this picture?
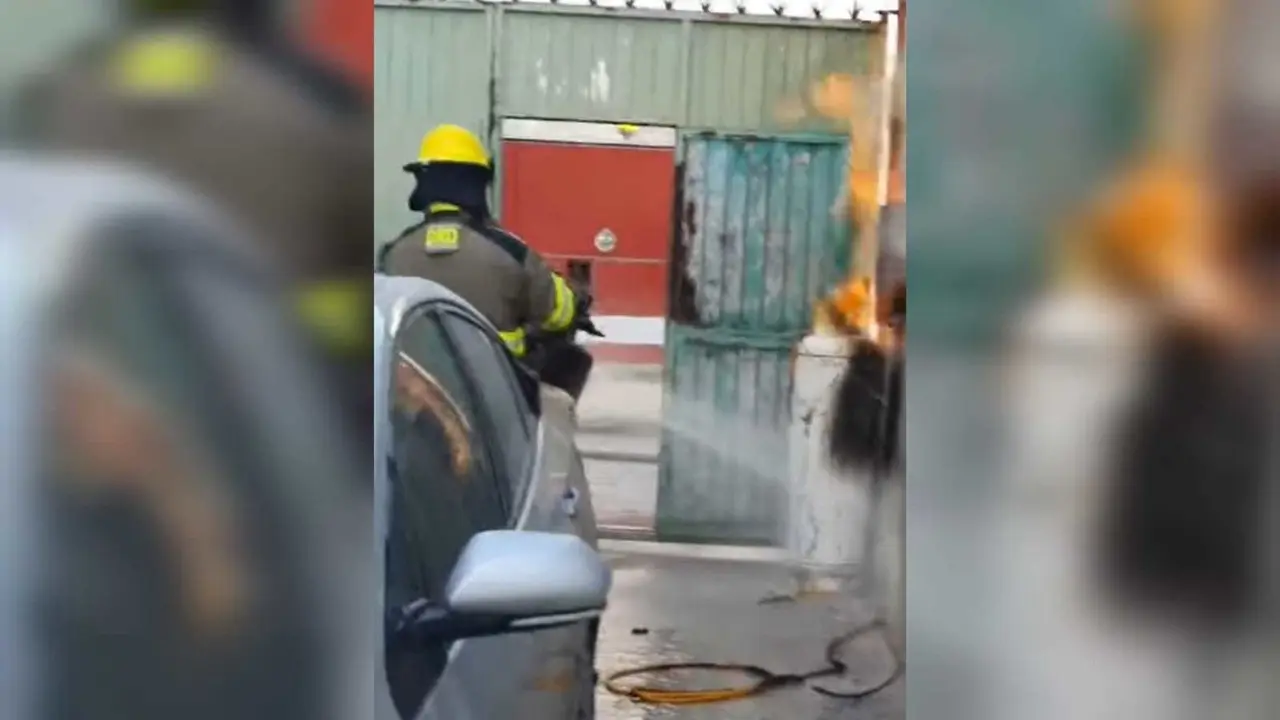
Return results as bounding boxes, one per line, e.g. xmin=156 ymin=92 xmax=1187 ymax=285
xmin=602 ymin=620 xmax=901 ymax=707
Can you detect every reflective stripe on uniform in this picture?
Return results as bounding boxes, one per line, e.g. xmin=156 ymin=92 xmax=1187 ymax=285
xmin=541 ymin=274 xmax=576 ymax=332
xmin=498 ymin=328 xmax=527 ymax=357
xmin=296 ymin=277 xmax=371 ymax=355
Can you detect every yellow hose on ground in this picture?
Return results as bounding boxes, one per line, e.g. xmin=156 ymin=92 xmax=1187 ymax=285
xmin=603 ymin=663 xmax=772 ymax=706
xmin=603 ymin=621 xmax=901 ymax=707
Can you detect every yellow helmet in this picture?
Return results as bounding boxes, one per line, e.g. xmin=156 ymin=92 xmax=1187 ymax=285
xmin=416 ymin=124 xmax=490 ymax=167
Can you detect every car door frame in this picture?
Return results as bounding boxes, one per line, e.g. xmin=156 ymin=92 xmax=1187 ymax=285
xmin=380 ymin=295 xmax=543 ymax=720
xmin=381 ymin=293 xmax=593 ymax=720
xmin=427 ymin=302 xmax=591 ymax=720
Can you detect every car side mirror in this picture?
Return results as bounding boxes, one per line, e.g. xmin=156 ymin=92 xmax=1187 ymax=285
xmin=388 ymin=531 xmax=610 ymax=648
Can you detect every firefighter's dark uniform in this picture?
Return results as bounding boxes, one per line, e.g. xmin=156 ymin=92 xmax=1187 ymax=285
xmin=378 ymin=125 xmax=576 ymax=357
xmin=21 ymin=17 xmax=372 ymax=358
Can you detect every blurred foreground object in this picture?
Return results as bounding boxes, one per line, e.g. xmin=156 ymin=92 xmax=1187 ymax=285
xmin=18 ymin=0 xmax=373 ymax=444
xmin=998 ymin=0 xmax=1280 ymax=716
xmin=0 ymin=157 xmax=364 ymax=720
xmin=303 ymin=0 xmax=373 ymax=91
xmin=1054 ymin=0 xmax=1252 ymax=340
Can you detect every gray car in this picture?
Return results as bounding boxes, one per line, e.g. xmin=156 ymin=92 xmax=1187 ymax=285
xmin=374 ymin=274 xmax=608 ymax=720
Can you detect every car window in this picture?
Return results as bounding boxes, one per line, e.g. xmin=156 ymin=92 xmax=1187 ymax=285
xmin=383 ymin=310 xmax=510 ymax=719
xmin=440 ymin=312 xmax=537 ymax=507
xmin=42 ymin=241 xmax=327 ymax=720
xmin=392 ymin=311 xmax=509 ymax=569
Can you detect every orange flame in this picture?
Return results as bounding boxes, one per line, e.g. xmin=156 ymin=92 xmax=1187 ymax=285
xmin=773 ymin=23 xmax=904 ymax=338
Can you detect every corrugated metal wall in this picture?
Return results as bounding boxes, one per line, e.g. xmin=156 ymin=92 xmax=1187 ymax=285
xmin=374 ymin=3 xmax=491 ymax=241
xmin=373 ymin=0 xmax=879 ymax=242
xmin=686 ymin=23 xmax=876 ymax=132
xmin=499 ymin=12 xmax=685 ymax=124
xmin=658 ymin=134 xmax=851 ymax=544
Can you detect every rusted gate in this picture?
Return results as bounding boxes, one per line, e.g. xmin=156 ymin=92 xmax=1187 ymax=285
xmin=657 ymin=132 xmax=852 ymax=545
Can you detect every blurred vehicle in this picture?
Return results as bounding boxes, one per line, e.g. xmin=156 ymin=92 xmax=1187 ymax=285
xmin=16 ymin=0 xmax=374 ymax=453
xmin=374 ymin=274 xmax=607 ymax=720
xmin=0 ymin=156 xmax=364 ymax=720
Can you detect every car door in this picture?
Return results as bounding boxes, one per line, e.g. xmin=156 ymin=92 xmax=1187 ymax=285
xmin=382 ymin=303 xmax=542 ymax=720
xmin=436 ymin=307 xmax=590 ymax=718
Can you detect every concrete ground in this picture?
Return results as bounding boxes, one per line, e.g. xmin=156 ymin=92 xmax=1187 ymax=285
xmin=594 ymin=542 xmax=904 ymax=720
xmin=580 ymin=363 xmax=903 ymax=718
xmin=578 ymin=363 xmax=663 ymax=534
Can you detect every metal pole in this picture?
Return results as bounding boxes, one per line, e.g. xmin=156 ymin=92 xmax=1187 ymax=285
xmin=848 ymin=13 xmax=901 ymax=295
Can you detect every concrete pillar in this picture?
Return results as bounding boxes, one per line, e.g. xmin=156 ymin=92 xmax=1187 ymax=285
xmin=786 ymin=334 xmax=875 ymax=594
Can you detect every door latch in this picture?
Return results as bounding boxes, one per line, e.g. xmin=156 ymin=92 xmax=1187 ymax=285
xmin=561 ymin=487 xmax=580 ymax=518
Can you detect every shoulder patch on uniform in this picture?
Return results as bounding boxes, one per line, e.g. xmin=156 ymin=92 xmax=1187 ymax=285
xmin=423 ymin=223 xmax=462 ymax=255
xmin=472 ymin=222 xmax=529 ymax=264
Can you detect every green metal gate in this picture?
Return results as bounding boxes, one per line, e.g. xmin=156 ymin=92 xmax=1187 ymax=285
xmin=656 ymin=132 xmax=852 ymax=545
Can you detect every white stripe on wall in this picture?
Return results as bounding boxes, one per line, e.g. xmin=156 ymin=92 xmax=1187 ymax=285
xmin=581 ymin=316 xmax=665 ymax=346
xmin=501 ymin=118 xmax=677 ymax=149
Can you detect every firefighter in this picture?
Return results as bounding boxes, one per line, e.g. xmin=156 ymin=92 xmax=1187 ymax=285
xmin=378 ymin=124 xmax=577 ymax=359
xmin=21 ymin=0 xmax=373 ymax=445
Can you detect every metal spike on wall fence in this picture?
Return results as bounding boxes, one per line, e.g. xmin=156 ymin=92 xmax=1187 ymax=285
xmin=428 ymin=0 xmax=900 ymax=22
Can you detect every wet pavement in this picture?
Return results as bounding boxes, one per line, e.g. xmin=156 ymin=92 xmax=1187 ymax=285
xmin=578 ymin=363 xmax=662 ymax=534
xmin=582 ymin=363 xmax=903 ymax=718
xmin=594 ymin=544 xmax=903 ymax=719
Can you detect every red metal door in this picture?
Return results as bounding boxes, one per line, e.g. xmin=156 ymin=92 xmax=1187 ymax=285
xmin=499 ymin=133 xmax=675 ymax=325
